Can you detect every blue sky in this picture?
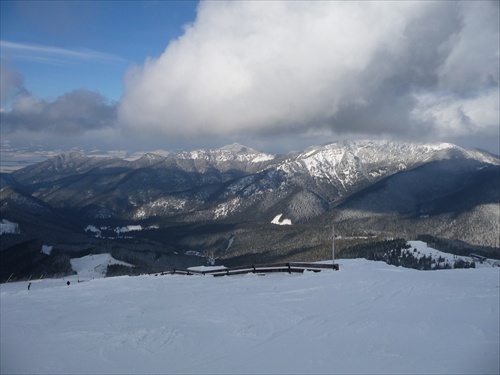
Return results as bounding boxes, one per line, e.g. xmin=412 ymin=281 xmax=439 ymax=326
xmin=1 ymin=1 xmax=499 ymax=156
xmin=1 ymin=1 xmax=198 ymax=101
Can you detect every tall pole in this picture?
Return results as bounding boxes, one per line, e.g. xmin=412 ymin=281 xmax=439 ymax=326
xmin=332 ymin=224 xmax=335 ymax=270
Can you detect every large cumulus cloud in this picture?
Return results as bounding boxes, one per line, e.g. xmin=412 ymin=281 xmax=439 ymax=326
xmin=118 ymin=1 xmax=499 ymax=143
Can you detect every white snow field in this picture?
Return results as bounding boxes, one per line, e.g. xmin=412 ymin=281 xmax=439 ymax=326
xmin=1 ymin=258 xmax=499 ymax=374
xmin=69 ymin=253 xmax=133 ymax=279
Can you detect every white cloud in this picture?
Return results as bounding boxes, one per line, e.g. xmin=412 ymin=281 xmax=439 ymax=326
xmin=0 ymin=40 xmax=126 ymax=64
xmin=119 ymin=2 xmax=498 ymax=145
xmin=117 ymin=1 xmax=499 ymax=146
xmin=118 ymin=2 xmax=420 ymax=135
xmin=2 ymin=1 xmax=498 ymax=155
xmin=412 ymin=88 xmax=500 ymax=137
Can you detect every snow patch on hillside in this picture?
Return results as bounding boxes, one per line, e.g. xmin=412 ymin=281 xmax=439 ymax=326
xmin=70 ymin=253 xmax=133 ymax=279
xmin=252 ymin=154 xmax=275 ymax=163
xmin=115 ymin=225 xmax=143 ymax=234
xmin=226 ymin=234 xmax=235 ymax=251
xmin=0 ymin=219 xmax=20 ymax=235
xmin=408 ymin=241 xmax=499 ymax=268
xmin=214 ymin=198 xmax=241 ymax=219
xmin=271 ymin=213 xmax=292 ymax=225
xmin=84 ymin=224 xmax=156 ymax=239
xmin=41 ymin=245 xmax=52 ymax=255
xmin=84 ymin=225 xmax=101 ymax=236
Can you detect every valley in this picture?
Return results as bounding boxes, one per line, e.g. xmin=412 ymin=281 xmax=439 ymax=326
xmin=1 ymin=140 xmax=499 ymax=280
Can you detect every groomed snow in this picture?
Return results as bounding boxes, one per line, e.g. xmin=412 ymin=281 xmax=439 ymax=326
xmin=1 ymin=259 xmax=498 ymax=374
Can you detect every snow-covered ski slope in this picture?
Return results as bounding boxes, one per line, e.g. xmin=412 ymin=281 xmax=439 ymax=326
xmin=69 ymin=253 xmax=133 ymax=279
xmin=1 ymin=258 xmax=499 ymax=374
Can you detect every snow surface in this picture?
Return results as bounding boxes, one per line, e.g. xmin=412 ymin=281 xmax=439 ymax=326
xmin=84 ymin=224 xmax=156 ymax=239
xmin=181 ymin=143 xmax=275 ymax=164
xmin=271 ymin=213 xmax=292 ymax=225
xmin=1 ymin=258 xmax=498 ymax=375
xmin=41 ymin=245 xmax=52 ymax=255
xmin=0 ymin=219 xmax=20 ymax=235
xmin=69 ymin=253 xmax=133 ymax=279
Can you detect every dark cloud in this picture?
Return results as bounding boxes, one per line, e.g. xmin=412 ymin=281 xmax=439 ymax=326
xmin=1 ymin=89 xmax=116 ymax=136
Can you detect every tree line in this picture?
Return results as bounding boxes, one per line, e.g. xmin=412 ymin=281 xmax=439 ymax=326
xmin=337 ymin=238 xmax=476 ymax=270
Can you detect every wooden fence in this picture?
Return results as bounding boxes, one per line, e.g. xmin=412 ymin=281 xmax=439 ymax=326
xmin=156 ymin=262 xmax=339 ymax=277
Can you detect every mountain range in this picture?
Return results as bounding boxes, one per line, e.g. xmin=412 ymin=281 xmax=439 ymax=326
xmin=1 ymin=140 xmax=499 ymax=279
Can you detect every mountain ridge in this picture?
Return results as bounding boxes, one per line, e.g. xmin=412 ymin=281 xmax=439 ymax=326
xmin=1 ymin=139 xmax=498 ymax=276
xmin=4 ymin=140 xmax=498 ymax=222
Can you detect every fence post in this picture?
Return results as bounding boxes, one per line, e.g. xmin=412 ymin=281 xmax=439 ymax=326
xmin=332 ymin=224 xmax=335 ymax=271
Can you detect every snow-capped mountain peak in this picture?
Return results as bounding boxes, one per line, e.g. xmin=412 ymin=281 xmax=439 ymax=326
xmin=178 ymin=143 xmax=275 ymax=166
xmin=132 ymin=153 xmax=166 ymax=167
xmin=278 ymin=140 xmax=497 ymax=181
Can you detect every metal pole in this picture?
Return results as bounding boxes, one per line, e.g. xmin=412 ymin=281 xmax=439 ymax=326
xmin=332 ymin=224 xmax=335 ymax=270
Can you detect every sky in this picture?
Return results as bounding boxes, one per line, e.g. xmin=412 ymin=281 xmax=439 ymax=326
xmin=1 ymin=0 xmax=499 ymax=156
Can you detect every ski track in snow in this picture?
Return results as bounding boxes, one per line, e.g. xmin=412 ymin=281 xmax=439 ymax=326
xmin=1 ymin=259 xmax=499 ymax=374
